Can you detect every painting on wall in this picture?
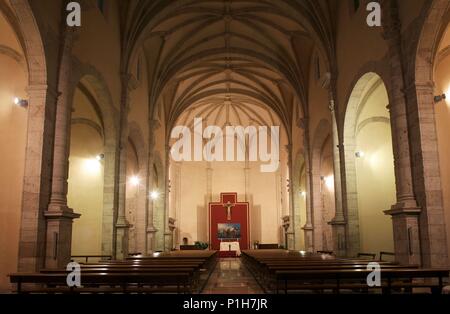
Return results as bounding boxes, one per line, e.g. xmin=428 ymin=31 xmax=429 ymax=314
xmin=217 ymin=223 xmax=241 ymax=239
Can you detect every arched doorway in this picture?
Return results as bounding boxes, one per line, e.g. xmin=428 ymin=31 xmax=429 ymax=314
xmin=0 ymin=8 xmax=28 ymax=292
xmin=344 ymin=72 xmax=395 ymax=256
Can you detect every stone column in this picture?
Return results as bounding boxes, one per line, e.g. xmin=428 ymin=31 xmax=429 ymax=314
xmin=146 ymin=120 xmax=160 ymax=254
xmin=114 ymin=74 xmax=133 ymax=259
xmin=328 ymin=96 xmax=347 ymax=257
xmin=45 ymin=28 xmax=80 ymax=269
xmin=18 ymin=85 xmax=58 ymax=272
xmin=206 ymin=162 xmax=213 ymax=242
xmin=381 ymin=0 xmax=421 ymax=265
xmin=244 ymin=161 xmax=250 ymax=202
xmin=301 ymin=119 xmax=314 ymax=252
xmin=286 ymin=144 xmax=295 ymax=250
xmin=163 ymin=146 xmax=172 ymax=251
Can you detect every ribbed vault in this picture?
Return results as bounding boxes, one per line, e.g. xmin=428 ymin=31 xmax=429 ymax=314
xmin=119 ymin=0 xmax=336 ymax=138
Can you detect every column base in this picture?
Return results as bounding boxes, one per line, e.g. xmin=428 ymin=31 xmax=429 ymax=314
xmin=384 ymin=205 xmax=421 ymax=266
xmin=329 ymin=219 xmax=347 ymax=257
xmin=115 ymin=222 xmax=130 ymax=260
xmin=44 ymin=208 xmax=81 ymax=269
xmin=286 ymin=231 xmax=295 ymax=250
xmin=164 ymin=231 xmax=173 ymax=252
xmin=146 ymin=226 xmax=158 ymax=254
xmin=302 ymin=224 xmax=314 ymax=253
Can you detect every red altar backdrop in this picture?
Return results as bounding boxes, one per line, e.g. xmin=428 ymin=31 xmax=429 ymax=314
xmin=209 ymin=193 xmax=249 ymax=254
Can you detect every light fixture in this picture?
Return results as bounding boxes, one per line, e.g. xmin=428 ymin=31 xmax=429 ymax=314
xmin=13 ymin=97 xmax=28 ymax=108
xmin=150 ymin=190 xmax=159 ymax=200
xmin=434 ymin=94 xmax=446 ymax=103
xmin=300 ymin=191 xmax=306 ymax=197
xmin=355 ymin=151 xmax=365 ymax=158
xmin=84 ymin=158 xmax=102 ymax=174
xmin=96 ymin=154 xmax=105 ymax=161
xmin=129 ymin=176 xmax=140 ymax=187
xmin=324 ymin=175 xmax=334 ymax=190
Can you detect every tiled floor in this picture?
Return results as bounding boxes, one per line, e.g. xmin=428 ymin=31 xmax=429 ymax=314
xmin=202 ymin=258 xmax=264 ymax=294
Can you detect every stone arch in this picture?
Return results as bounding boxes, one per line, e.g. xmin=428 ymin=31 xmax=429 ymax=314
xmin=343 ymin=72 xmax=395 ymax=257
xmin=411 ymin=0 xmax=450 ymax=267
xmin=339 ymin=61 xmax=391 ymax=134
xmin=3 ymin=0 xmax=53 ymax=273
xmin=70 ymin=60 xmax=119 ymax=257
xmin=311 ymin=119 xmax=332 ymax=252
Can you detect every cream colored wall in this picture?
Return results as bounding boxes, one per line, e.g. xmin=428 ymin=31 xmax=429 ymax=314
xmin=68 ymin=124 xmax=104 ymax=256
xmin=68 ymin=88 xmax=105 ymax=256
xmin=434 ymin=46 xmax=450 ymax=257
xmin=335 ymin=0 xmax=388 ymax=121
xmin=0 ymin=13 xmax=27 ymax=292
xmin=355 ymin=83 xmax=395 ymax=254
xmin=176 ymin=160 xmax=281 ymax=247
xmin=129 ymin=50 xmax=149 ymax=150
xmin=72 ymin=0 xmax=122 ymax=110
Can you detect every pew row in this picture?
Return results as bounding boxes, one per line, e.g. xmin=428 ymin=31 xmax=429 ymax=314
xmin=9 ymin=250 xmax=217 ymax=294
xmin=241 ymin=250 xmax=449 ymax=294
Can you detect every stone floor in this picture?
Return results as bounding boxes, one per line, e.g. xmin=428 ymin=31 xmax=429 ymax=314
xmin=202 ymin=258 xmax=264 ymax=294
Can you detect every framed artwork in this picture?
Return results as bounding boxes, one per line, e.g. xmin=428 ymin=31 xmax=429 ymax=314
xmin=217 ymin=223 xmax=241 ymax=239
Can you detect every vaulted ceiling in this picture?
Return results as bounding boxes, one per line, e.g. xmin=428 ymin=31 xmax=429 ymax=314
xmin=120 ymin=0 xmax=337 ymax=137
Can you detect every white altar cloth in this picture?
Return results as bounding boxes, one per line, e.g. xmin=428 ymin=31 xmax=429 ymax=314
xmin=219 ymin=241 xmax=241 ymax=256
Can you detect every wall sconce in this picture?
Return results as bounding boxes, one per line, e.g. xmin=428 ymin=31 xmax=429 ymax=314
xmin=96 ymin=154 xmax=105 ymax=161
xmin=13 ymin=97 xmax=28 ymax=108
xmin=300 ymin=191 xmax=306 ymax=197
xmin=434 ymin=94 xmax=446 ymax=103
xmin=355 ymin=151 xmax=365 ymax=158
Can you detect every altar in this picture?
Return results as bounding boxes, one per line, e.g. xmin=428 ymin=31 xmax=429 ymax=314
xmin=219 ymin=241 xmax=241 ymax=257
xmin=209 ymin=193 xmax=249 ymax=257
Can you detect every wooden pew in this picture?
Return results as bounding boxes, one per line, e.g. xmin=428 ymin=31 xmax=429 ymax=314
xmin=71 ymin=255 xmax=112 ymax=263
xmin=10 ymin=250 xmax=218 ymax=294
xmin=274 ymin=268 xmax=449 ymax=294
xmin=241 ymin=250 xmax=449 ymax=294
xmin=9 ymin=272 xmax=191 ymax=294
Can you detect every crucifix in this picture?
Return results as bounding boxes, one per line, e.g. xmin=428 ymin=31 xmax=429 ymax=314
xmin=223 ymin=201 xmax=235 ymax=221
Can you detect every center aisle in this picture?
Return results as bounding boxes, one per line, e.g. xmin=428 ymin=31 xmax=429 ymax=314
xmin=202 ymin=258 xmax=264 ymax=294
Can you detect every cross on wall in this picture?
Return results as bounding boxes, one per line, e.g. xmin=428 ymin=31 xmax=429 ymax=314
xmin=223 ymin=201 xmax=235 ymax=221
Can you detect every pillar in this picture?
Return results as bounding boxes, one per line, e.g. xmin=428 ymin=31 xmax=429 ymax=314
xmin=301 ymin=119 xmax=314 ymax=252
xmin=286 ymin=144 xmax=295 ymax=250
xmin=45 ymin=28 xmax=80 ymax=268
xmin=381 ymin=0 xmax=421 ymax=265
xmin=163 ymin=146 xmax=172 ymax=251
xmin=114 ymin=74 xmax=133 ymax=259
xmin=328 ymin=95 xmax=347 ymax=257
xmin=146 ymin=120 xmax=160 ymax=254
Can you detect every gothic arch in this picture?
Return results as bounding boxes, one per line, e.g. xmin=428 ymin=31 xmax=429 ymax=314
xmin=3 ymin=0 xmax=52 ymax=273
xmin=70 ymin=61 xmax=119 ymax=257
xmin=411 ymin=0 xmax=450 ymax=267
